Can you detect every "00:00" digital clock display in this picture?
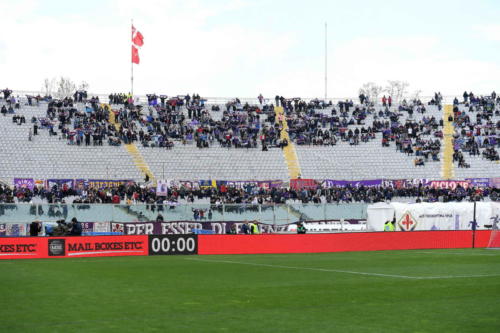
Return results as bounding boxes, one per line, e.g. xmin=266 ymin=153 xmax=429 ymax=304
xmin=148 ymin=235 xmax=198 ymax=255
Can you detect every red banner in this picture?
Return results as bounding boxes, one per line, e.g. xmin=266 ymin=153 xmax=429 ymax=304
xmin=0 ymin=235 xmax=149 ymax=259
xmin=428 ymin=180 xmax=470 ymax=190
xmin=0 ymin=237 xmax=47 ymax=259
xmin=198 ymin=231 xmax=492 ymax=255
xmin=290 ymin=178 xmax=316 ymax=190
xmin=49 ymin=235 xmax=148 ymax=258
xmin=1 ymin=231 xmax=493 ymax=259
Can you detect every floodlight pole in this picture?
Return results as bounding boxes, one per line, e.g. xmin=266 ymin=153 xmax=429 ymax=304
xmin=324 ymin=22 xmax=327 ymax=101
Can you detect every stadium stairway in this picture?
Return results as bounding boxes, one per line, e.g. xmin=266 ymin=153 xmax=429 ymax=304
xmin=108 ymin=105 xmax=155 ymax=182
xmin=275 ymin=106 xmax=302 ymax=179
xmin=124 ymin=144 xmax=156 ymax=182
xmin=442 ymin=105 xmax=455 ymax=179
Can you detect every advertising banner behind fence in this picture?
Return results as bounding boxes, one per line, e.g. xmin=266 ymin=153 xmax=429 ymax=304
xmin=428 ymin=180 xmax=470 ymax=190
xmin=290 ymin=179 xmax=316 ymax=190
xmin=465 ymin=178 xmax=490 ymax=188
xmin=108 ymin=220 xmax=366 ymax=235
xmin=46 ymin=179 xmax=74 ymax=190
xmin=110 ymin=221 xmax=289 ymax=235
xmin=0 ymin=223 xmax=27 ymax=236
xmin=86 ymin=179 xmax=133 ymax=189
xmin=156 ymin=179 xmax=172 ymax=195
xmin=222 ymin=180 xmax=284 ymax=189
xmin=13 ymin=178 xmax=35 ymax=190
xmin=381 ymin=179 xmax=429 ymax=188
xmin=367 ymin=202 xmax=497 ymax=231
xmin=491 ymin=178 xmax=500 ymax=189
xmin=10 ymin=177 xmax=500 ymax=193
xmin=323 ymin=179 xmax=383 ymax=188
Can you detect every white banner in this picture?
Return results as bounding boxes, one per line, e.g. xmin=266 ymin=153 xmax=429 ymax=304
xmin=491 ymin=202 xmax=500 ymax=229
xmin=156 ymin=179 xmax=179 ymax=196
xmin=156 ymin=180 xmax=168 ymax=196
xmin=367 ymin=202 xmax=496 ymax=231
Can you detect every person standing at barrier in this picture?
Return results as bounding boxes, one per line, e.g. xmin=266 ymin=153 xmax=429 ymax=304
xmin=241 ymin=220 xmax=250 ymax=234
xmin=469 ymin=220 xmax=478 ymax=231
xmin=250 ymin=220 xmax=260 ymax=234
xmin=384 ymin=219 xmax=395 ymax=231
xmin=297 ymin=222 xmax=306 ymax=234
xmin=29 ymin=220 xmax=41 ymax=236
xmin=226 ymin=224 xmax=237 ymax=235
xmin=69 ymin=217 xmax=82 ymax=236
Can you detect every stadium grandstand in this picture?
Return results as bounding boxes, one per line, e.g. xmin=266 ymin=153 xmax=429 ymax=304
xmin=0 ymin=89 xmax=500 ymax=202
xmin=1 ymin=88 xmax=498 ymax=183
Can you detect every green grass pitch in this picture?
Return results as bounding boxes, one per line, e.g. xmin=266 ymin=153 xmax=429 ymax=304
xmin=1 ymin=249 xmax=500 ymax=332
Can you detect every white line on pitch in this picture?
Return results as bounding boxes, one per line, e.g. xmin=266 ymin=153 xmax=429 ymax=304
xmin=411 ymin=251 xmax=500 ymax=256
xmin=418 ymin=274 xmax=500 ymax=279
xmin=185 ymin=258 xmax=419 ymax=279
xmin=185 ymin=258 xmax=500 ymax=280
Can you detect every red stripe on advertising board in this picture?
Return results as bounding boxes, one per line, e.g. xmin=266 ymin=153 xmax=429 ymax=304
xmin=197 ymin=231 xmax=492 ymax=255
xmin=0 ymin=235 xmax=149 ymax=259
xmin=0 ymin=237 xmax=48 ymax=259
xmin=59 ymin=235 xmax=149 ymax=258
xmin=1 ymin=231 xmax=492 ymax=259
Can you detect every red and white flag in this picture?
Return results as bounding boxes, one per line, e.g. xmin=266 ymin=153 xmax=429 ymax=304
xmin=132 ymin=45 xmax=140 ymax=64
xmin=132 ymin=31 xmax=144 ymax=47
xmin=131 ymin=25 xmax=144 ymax=64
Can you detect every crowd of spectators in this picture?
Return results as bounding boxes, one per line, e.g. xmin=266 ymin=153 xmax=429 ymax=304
xmin=3 ymin=87 xmax=500 ymax=170
xmin=30 ymin=94 xmax=127 ymax=146
xmin=26 ymin=93 xmax=400 ymax=150
xmin=104 ymin=94 xmax=280 ymax=149
xmin=2 ymin=89 xmax=499 ymax=209
xmin=451 ymin=92 xmax=500 ymax=168
xmin=1 ymin=88 xmax=20 ymax=113
xmin=284 ymin=100 xmax=375 ymax=146
xmin=3 ymin=180 xmax=499 ymax=206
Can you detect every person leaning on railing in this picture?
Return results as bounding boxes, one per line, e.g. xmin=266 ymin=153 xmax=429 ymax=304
xmin=297 ymin=222 xmax=306 ymax=234
xmin=29 ymin=220 xmax=41 ymax=236
xmin=53 ymin=220 xmax=69 ymax=236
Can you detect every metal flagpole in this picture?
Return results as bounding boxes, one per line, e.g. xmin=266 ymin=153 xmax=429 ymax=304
xmin=131 ymin=19 xmax=134 ymax=97
xmin=324 ymin=22 xmax=327 ymax=100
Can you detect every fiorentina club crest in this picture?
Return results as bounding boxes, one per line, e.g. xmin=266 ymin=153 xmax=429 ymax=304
xmin=398 ymin=211 xmax=418 ymax=231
